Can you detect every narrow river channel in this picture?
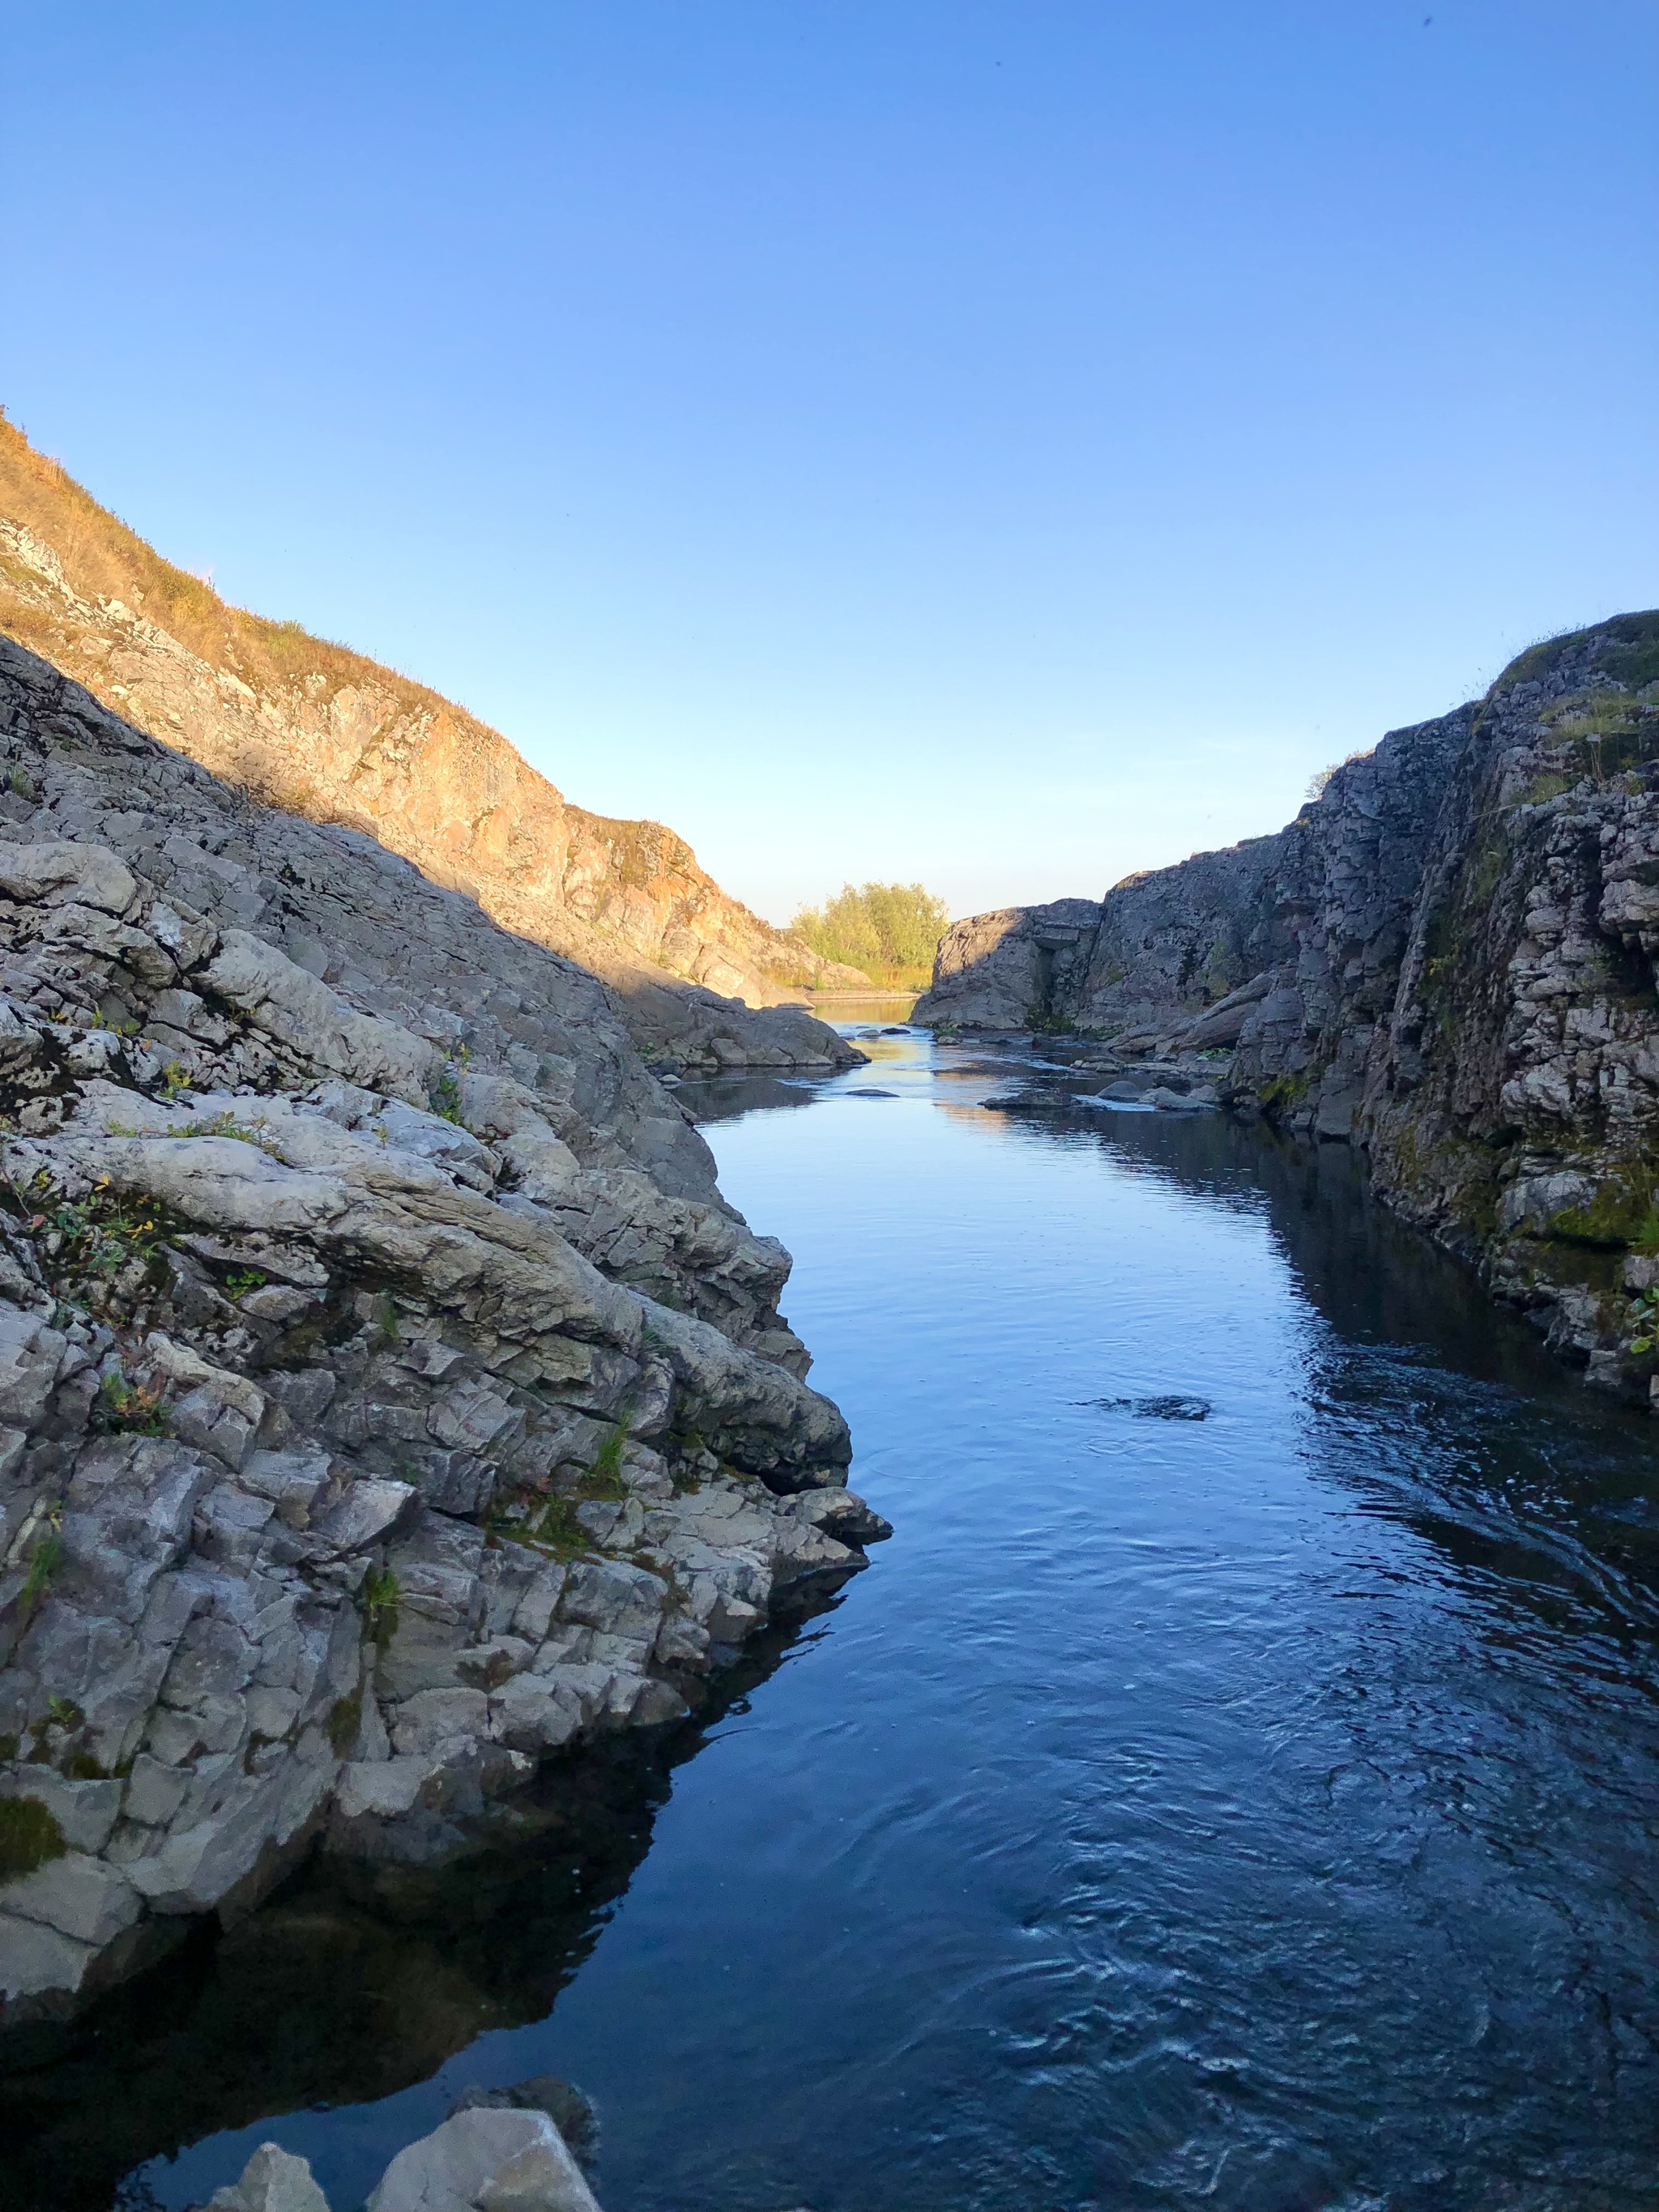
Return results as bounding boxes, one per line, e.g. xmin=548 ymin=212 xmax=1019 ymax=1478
xmin=14 ymin=1027 xmax=1659 ymax=2211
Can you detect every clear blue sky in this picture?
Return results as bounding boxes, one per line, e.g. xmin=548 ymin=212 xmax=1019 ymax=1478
xmin=3 ymin=2 xmax=1654 ymax=924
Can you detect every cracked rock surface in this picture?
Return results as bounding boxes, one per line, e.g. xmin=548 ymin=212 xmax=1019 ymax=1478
xmin=0 ymin=644 xmax=888 ymax=2029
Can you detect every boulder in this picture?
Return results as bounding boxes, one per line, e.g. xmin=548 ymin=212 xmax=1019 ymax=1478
xmin=365 ymin=2108 xmax=600 ymax=2212
xmin=208 ymin=2142 xmax=331 ymax=2212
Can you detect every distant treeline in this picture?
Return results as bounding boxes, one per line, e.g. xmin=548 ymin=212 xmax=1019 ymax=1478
xmin=793 ymin=880 xmax=952 ymax=985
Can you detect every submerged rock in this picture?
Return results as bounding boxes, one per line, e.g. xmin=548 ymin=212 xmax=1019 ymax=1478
xmin=450 ymin=2079 xmax=599 ymax=2175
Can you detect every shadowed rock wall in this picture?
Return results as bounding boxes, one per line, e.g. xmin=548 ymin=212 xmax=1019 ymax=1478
xmin=915 ymin=612 xmax=1659 ymax=1401
xmin=0 ymin=418 xmax=870 ymax=1033
xmin=0 ymin=641 xmax=888 ymax=2034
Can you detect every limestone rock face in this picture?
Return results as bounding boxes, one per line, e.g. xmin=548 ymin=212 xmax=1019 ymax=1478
xmin=0 ymin=437 xmax=868 ymax=1050
xmin=0 ymin=646 xmax=886 ymax=2027
xmin=916 ymin=612 xmax=1659 ymax=1400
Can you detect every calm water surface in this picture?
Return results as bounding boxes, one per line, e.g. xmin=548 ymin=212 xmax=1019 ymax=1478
xmin=14 ymin=1029 xmax=1659 ymax=2210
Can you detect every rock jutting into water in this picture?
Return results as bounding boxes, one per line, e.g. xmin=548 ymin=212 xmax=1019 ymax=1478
xmin=914 ymin=611 xmax=1659 ymax=1405
xmin=0 ymin=637 xmax=889 ymax=2032
xmin=207 ymin=2096 xmax=600 ymax=2212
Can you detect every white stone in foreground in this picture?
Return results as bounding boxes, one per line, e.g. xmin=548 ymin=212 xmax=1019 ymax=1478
xmin=208 ymin=2141 xmax=331 ymax=2212
xmin=365 ymin=2107 xmax=601 ymax=2212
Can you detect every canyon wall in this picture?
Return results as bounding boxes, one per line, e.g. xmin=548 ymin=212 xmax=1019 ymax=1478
xmin=916 ymin=612 xmax=1659 ymax=1396
xmin=0 ymin=639 xmax=887 ymax=2032
xmin=0 ymin=417 xmax=868 ymax=1068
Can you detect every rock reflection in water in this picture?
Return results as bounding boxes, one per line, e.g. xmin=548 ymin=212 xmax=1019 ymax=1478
xmin=0 ymin=1589 xmax=853 ymax=2212
xmin=13 ymin=1028 xmax=1659 ymax=2212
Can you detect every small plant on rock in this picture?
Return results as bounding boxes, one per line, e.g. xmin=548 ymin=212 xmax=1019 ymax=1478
xmin=1628 ymin=1285 xmax=1659 ymax=1354
xmin=93 ymin=1369 xmax=168 ymax=1435
xmin=9 ymin=1174 xmax=165 ymax=1287
xmin=0 ymin=1795 xmax=66 ymax=1879
xmin=164 ymin=1108 xmax=282 ymax=1155
xmin=360 ymin=1566 xmax=400 ymax=1645
xmin=431 ymin=1044 xmax=471 ymax=1125
xmin=582 ymin=1419 xmax=630 ymax=1500
xmin=529 ymin=1495 xmax=594 ymax=1560
xmin=224 ymin=1267 xmax=268 ymax=1298
xmin=16 ymin=1520 xmax=63 ymax=1625
xmin=326 ymin=1688 xmax=365 ymax=1756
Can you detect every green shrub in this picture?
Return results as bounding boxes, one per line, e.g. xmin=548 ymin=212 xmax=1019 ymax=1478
xmin=430 ymin=1045 xmax=471 ymax=1125
xmin=10 ymin=1177 xmax=164 ymax=1284
xmin=792 ymin=881 xmax=951 ymax=983
xmin=0 ymin=1794 xmax=67 ymax=1878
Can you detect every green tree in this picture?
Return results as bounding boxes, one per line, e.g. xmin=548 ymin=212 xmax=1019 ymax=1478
xmin=792 ymin=881 xmax=951 ymax=982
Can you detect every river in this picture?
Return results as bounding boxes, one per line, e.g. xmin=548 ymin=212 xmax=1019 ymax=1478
xmin=8 ymin=1027 xmax=1659 ymax=2210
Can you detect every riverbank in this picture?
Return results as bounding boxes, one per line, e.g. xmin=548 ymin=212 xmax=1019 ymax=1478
xmin=912 ymin=612 xmax=1659 ymax=1410
xmin=0 ymin=642 xmax=884 ymax=2052
xmin=17 ymin=1024 xmax=1657 ymax=2212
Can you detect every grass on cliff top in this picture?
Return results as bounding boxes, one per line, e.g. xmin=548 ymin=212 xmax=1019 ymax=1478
xmin=0 ymin=407 xmax=806 ymax=957
xmin=0 ymin=407 xmax=476 ymax=723
xmin=1493 ymin=610 xmax=1659 ymax=696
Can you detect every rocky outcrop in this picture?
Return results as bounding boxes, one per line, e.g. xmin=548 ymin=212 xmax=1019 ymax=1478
xmin=210 ymin=2097 xmax=600 ymax=2212
xmin=0 ymin=646 xmax=889 ymax=2031
xmin=916 ymin=898 xmax=1105 ymax=1032
xmin=915 ymin=611 xmax=1659 ymax=1400
xmin=0 ymin=418 xmax=869 ymax=1046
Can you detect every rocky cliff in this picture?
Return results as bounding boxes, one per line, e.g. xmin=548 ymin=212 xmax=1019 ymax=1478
xmin=0 ymin=639 xmax=888 ymax=2033
xmin=915 ymin=611 xmax=1659 ymax=1401
xmin=0 ymin=415 xmax=869 ymax=1068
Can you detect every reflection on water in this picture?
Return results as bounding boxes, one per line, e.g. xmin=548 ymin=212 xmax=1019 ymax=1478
xmin=10 ymin=1029 xmax=1658 ymax=2211
xmin=804 ymin=995 xmax=919 ymax=1027
xmin=0 ymin=1599 xmax=856 ymax=2212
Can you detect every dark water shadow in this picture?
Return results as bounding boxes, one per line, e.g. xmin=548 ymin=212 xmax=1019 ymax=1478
xmin=675 ymin=1072 xmax=825 ymax=1123
xmin=988 ymin=1092 xmax=1659 ymax=1622
xmin=0 ymin=1583 xmax=858 ymax=2212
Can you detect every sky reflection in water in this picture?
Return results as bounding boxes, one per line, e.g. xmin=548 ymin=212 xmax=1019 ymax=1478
xmin=100 ymin=1028 xmax=1659 ymax=2211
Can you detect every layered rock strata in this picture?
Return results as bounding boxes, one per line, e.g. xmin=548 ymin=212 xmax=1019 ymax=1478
xmin=0 ymin=644 xmax=888 ymax=2031
xmin=916 ymin=612 xmax=1659 ymax=1400
xmin=0 ymin=417 xmax=868 ymax=1038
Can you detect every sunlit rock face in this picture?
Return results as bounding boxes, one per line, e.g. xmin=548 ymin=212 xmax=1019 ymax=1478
xmin=0 ymin=426 xmax=871 ymax=1048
